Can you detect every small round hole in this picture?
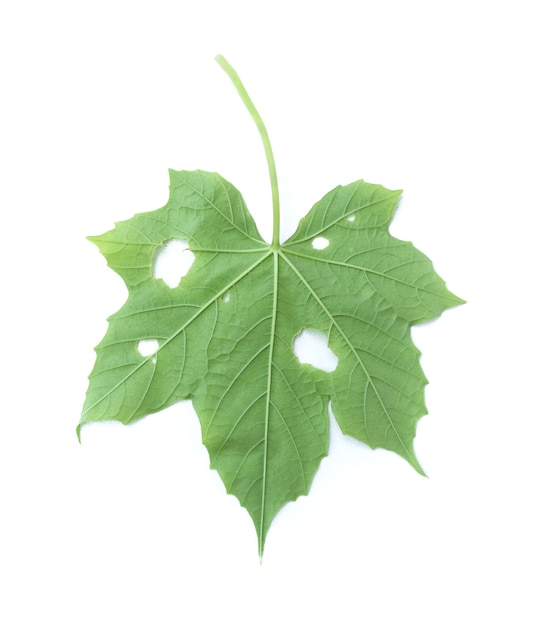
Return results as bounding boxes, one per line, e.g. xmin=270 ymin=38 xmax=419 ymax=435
xmin=312 ymin=237 xmax=329 ymax=250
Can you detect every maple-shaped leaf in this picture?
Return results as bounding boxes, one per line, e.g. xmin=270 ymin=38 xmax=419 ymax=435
xmin=79 ymin=56 xmax=463 ymax=557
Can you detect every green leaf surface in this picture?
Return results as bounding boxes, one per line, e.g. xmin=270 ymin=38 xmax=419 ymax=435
xmin=79 ymin=57 xmax=463 ymax=557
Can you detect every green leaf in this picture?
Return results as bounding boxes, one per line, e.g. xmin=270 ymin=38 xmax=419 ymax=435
xmin=79 ymin=57 xmax=463 ymax=557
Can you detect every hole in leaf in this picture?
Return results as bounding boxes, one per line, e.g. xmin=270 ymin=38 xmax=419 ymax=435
xmin=293 ymin=329 xmax=338 ymax=373
xmin=347 ymin=215 xmax=355 ymax=222
xmin=312 ymin=237 xmax=329 ymax=250
xmin=222 ymin=292 xmax=231 ymax=303
xmin=137 ymin=339 xmax=159 ymax=362
xmin=153 ymin=239 xmax=195 ymax=288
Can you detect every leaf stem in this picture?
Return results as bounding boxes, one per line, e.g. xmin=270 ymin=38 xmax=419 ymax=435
xmin=215 ymin=54 xmax=280 ymax=249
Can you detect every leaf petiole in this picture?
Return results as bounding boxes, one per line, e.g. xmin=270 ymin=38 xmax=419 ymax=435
xmin=215 ymin=54 xmax=281 ymax=249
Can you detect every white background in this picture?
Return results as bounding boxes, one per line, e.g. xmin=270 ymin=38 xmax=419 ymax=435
xmin=1 ymin=1 xmax=555 ymax=624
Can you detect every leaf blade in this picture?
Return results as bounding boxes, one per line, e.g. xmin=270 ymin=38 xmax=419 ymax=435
xmin=80 ymin=173 xmax=463 ymax=554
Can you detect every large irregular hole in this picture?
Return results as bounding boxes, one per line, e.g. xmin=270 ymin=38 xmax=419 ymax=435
xmin=293 ymin=329 xmax=338 ymax=373
xmin=153 ymin=239 xmax=195 ymax=288
xmin=137 ymin=339 xmax=159 ymax=364
xmin=312 ymin=237 xmax=329 ymax=250
xmin=137 ymin=339 xmax=159 ymax=356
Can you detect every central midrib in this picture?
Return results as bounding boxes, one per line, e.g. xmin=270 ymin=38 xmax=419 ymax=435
xmin=259 ymin=249 xmax=279 ymax=557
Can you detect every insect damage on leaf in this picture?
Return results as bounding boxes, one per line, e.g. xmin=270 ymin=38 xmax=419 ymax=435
xmin=79 ymin=55 xmax=464 ymax=557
